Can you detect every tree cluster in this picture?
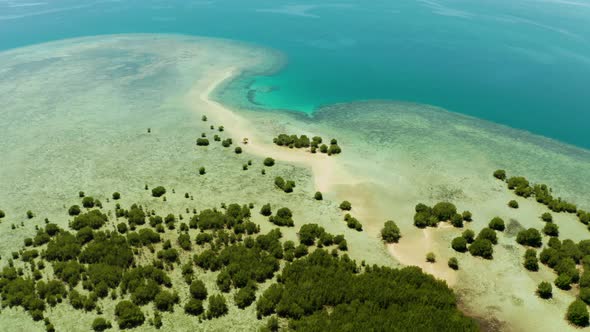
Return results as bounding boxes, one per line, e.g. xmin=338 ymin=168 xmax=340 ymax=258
xmin=269 ymin=207 xmax=295 ymax=227
xmin=255 ymin=250 xmax=477 ymax=330
xmin=274 ymin=177 xmax=295 ymax=193
xmin=494 ymin=171 xmax=586 ymax=228
xmin=344 ymin=214 xmax=363 ymax=231
xmin=414 ymin=202 xmax=465 ymax=228
xmin=516 ymin=228 xmax=542 ymax=247
xmin=273 ymin=134 xmax=342 ymax=155
xmin=523 ymin=249 xmax=539 ymax=271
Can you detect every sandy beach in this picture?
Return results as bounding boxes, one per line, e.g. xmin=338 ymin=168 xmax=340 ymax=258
xmin=190 ymin=68 xmax=356 ymax=194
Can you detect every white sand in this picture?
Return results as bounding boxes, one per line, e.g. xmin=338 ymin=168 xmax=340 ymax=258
xmin=189 ymin=68 xmax=361 ymax=195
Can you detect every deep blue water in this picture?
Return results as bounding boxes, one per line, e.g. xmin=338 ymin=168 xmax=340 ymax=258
xmin=1 ymin=0 xmax=589 ymax=148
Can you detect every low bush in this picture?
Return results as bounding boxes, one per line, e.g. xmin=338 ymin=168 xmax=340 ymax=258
xmin=536 ymin=281 xmax=552 ymax=299
xmin=151 ymin=186 xmax=166 ymax=198
xmin=381 ymin=220 xmax=401 ymax=243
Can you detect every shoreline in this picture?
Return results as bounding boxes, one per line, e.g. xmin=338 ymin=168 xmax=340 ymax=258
xmin=188 ymin=68 xmax=456 ymax=285
xmin=190 ymin=68 xmax=355 ymax=195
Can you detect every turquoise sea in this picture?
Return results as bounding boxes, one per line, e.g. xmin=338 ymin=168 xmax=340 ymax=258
xmin=1 ymin=0 xmax=589 ymax=148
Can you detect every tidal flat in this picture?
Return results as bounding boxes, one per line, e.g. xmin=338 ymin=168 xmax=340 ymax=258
xmin=1 ymin=35 xmax=590 ymax=331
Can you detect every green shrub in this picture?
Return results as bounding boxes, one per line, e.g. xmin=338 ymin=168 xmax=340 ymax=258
xmin=508 ymin=200 xmax=519 ymax=209
xmin=76 ymin=227 xmax=94 ymax=244
xmin=117 ymin=223 xmax=128 ymax=234
xmin=542 ymin=222 xmax=559 ymax=237
xmin=462 ymin=211 xmax=472 ymax=221
xmin=115 ymin=301 xmax=145 ymax=329
xmin=157 ymin=248 xmax=179 ymax=263
xmin=581 ymin=288 xmax=590 ymax=305
xmin=82 ymin=197 xmax=95 ymax=208
xmin=151 ymin=186 xmax=166 ymax=198
xmin=274 ymin=177 xmax=285 ymax=190
xmin=567 ymin=299 xmax=589 ymax=327
xmin=263 ymin=158 xmax=275 ymax=167
xmin=536 ymin=281 xmax=552 ymax=299
xmin=451 ymin=237 xmax=468 ymax=253
xmin=71 ymin=210 xmax=108 ymax=230
xmin=523 ymin=249 xmax=539 ymax=271
xmin=235 ymin=147 xmax=243 ymax=154
xmin=294 ymin=244 xmax=309 ymax=258
xmin=68 ymin=205 xmax=81 ymax=216
xmin=299 ymin=224 xmax=327 ymax=246
xmin=339 ymin=201 xmax=352 ymax=211
xmin=314 ymin=192 xmax=323 ymax=200
xmin=45 ymin=223 xmax=59 ymax=236
xmin=516 ymin=228 xmax=542 ymax=247
xmin=0 ymin=210 xmax=4 ymax=218
xmin=222 ymin=139 xmax=232 ymax=147
xmin=27 ymin=210 xmax=34 ymax=219
xmin=555 ymin=274 xmax=572 ymax=290
xmin=451 ymin=214 xmax=463 ymax=228
xmin=178 ymin=234 xmax=191 ymax=251
xmin=381 ymin=220 xmax=401 ymax=243
xmin=184 ymin=299 xmax=204 ymax=316
xmin=469 ymin=239 xmax=493 ymax=259
xmin=154 ymin=290 xmax=179 ymax=312
xmin=195 ymin=233 xmax=213 ymax=245
xmin=462 ymin=229 xmax=475 ymax=243
xmin=476 ymin=228 xmax=498 ymax=245
xmin=283 ymin=180 xmax=295 ymax=193
xmin=190 ymin=280 xmax=208 ymax=300
xmin=413 ymin=212 xmax=428 ymax=228
xmin=488 ymin=217 xmax=505 ymax=232
xmin=493 ymin=169 xmax=506 ymax=180
xmin=426 ymin=252 xmax=436 ymax=263
xmin=92 ymin=317 xmax=112 ymax=331
xmin=46 ymin=232 xmax=81 ymax=261
xmin=199 ymin=167 xmax=206 ymax=175
xmin=270 ymin=208 xmax=294 ymax=227
xmin=260 ymin=204 xmax=272 ymax=217
xmin=196 ymin=138 xmax=209 ymax=146
xmin=448 ymin=257 xmax=459 ymax=270
xmin=235 ymin=285 xmax=257 ymax=309
xmin=432 ymin=202 xmax=457 ymax=221
xmin=344 ymin=214 xmax=363 ymax=231
xmin=507 ymin=176 xmax=531 ymax=195
xmin=541 ymin=212 xmax=553 ymax=222
xmin=328 ymin=144 xmax=342 ymax=155
xmin=266 ymin=316 xmax=280 ymax=332
xmin=273 ymin=134 xmax=314 ymax=149
xmin=207 ymin=294 xmax=228 ymax=319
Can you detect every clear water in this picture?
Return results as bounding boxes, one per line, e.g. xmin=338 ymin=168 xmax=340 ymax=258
xmin=1 ymin=0 xmax=589 ymax=148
